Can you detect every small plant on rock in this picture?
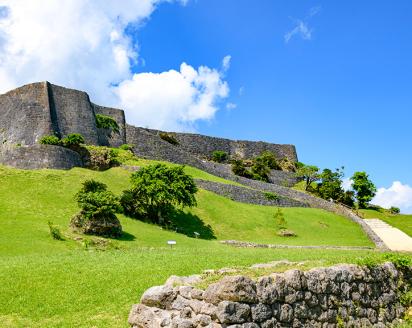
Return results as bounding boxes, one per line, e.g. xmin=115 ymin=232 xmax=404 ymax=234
xmin=274 ymin=208 xmax=297 ymax=237
xmin=159 ymin=132 xmax=179 ymax=145
xmin=39 ymin=135 xmax=62 ymax=146
xmin=62 ymin=133 xmax=85 ymax=148
xmin=264 ymin=192 xmax=280 ymax=201
xmin=119 ymin=144 xmax=134 ymax=151
xmin=95 ymin=114 xmax=120 ymax=133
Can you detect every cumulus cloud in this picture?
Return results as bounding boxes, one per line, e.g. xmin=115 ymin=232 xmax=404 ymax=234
xmin=115 ymin=60 xmax=229 ymax=131
xmin=284 ymin=6 xmax=321 ymax=43
xmin=226 ymin=102 xmax=237 ymax=110
xmin=372 ymin=181 xmax=412 ymax=214
xmin=342 ymin=178 xmax=353 ymax=191
xmin=0 ymin=0 xmax=230 ymax=131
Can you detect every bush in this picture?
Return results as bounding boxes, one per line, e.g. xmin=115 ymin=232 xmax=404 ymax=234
xmin=211 ymin=150 xmax=228 ymax=163
xmin=62 ymin=133 xmax=85 ymax=148
xmin=264 ymin=192 xmax=280 ymax=201
xmin=71 ymin=180 xmax=122 ymax=238
xmin=231 ymin=159 xmax=253 ymax=179
xmin=258 ymin=151 xmax=280 ymax=170
xmin=39 ymin=135 xmax=62 ymax=146
xmin=251 ymin=157 xmax=270 ymax=182
xmin=119 ymin=144 xmax=134 ymax=151
xmin=85 ymin=146 xmax=120 ymax=170
xmin=389 ymin=206 xmax=400 ymax=214
xmin=159 ymin=132 xmax=179 ymax=145
xmin=274 ymin=207 xmax=287 ymax=230
xmin=121 ymin=164 xmax=197 ymax=224
xmin=48 ymin=221 xmax=64 ymax=240
xmin=277 ymin=157 xmax=297 ymax=172
xmin=95 ymin=114 xmax=120 ymax=133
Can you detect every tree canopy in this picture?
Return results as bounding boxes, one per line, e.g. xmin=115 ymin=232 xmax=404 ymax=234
xmin=351 ymin=171 xmax=376 ymax=208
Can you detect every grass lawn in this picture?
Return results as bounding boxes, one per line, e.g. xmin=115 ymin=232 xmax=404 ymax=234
xmin=360 ymin=208 xmax=412 ymax=237
xmin=0 ymin=164 xmax=388 ymax=327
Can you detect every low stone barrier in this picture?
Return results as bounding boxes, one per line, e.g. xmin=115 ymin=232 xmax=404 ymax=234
xmin=195 ymin=180 xmax=308 ymax=208
xmin=129 ymin=262 xmax=410 ymax=328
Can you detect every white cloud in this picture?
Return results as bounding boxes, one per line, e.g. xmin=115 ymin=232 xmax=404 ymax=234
xmin=226 ymin=102 xmax=237 ymax=110
xmin=0 ymin=0 xmax=230 ymax=131
xmin=114 ymin=61 xmax=229 ymax=131
xmin=342 ymin=178 xmax=353 ymax=191
xmin=372 ymin=181 xmax=412 ymax=214
xmin=284 ymin=6 xmax=321 ymax=43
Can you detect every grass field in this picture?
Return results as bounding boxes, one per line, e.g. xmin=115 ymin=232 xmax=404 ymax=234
xmin=360 ymin=208 xmax=412 ymax=237
xmin=0 ymin=164 xmax=393 ymax=327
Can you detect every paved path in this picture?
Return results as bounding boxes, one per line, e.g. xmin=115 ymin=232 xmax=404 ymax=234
xmin=363 ymin=219 xmax=412 ymax=252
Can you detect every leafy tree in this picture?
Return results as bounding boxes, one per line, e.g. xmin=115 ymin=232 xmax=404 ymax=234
xmin=316 ymin=167 xmax=345 ymax=201
xmin=211 ymin=150 xmax=228 ymax=163
xmin=389 ymin=206 xmax=400 ymax=214
xmin=95 ymin=114 xmax=120 ymax=133
xmin=351 ymin=172 xmax=377 ymax=208
xmin=121 ymin=164 xmax=198 ymax=224
xmin=257 ymin=151 xmax=279 ymax=170
xmin=295 ymin=163 xmax=320 ymax=191
xmin=251 ymin=157 xmax=271 ymax=182
xmin=231 ymin=159 xmax=253 ymax=179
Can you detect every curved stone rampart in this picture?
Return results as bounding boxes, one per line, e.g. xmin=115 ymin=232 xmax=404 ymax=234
xmin=0 ymin=144 xmax=82 ymax=170
xmin=129 ymin=262 xmax=410 ymax=328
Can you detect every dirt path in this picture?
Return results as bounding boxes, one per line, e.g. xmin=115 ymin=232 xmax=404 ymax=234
xmin=363 ymin=219 xmax=412 ymax=252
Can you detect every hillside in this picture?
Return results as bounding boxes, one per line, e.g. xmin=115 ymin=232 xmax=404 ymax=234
xmin=0 ymin=161 xmax=382 ymax=327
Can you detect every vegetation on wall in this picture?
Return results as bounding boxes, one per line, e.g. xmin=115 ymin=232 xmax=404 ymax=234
xmin=211 ymin=150 xmax=228 ymax=163
xmin=39 ymin=133 xmax=85 ymax=149
xmin=95 ymin=114 xmax=120 ymax=133
xmin=159 ymin=132 xmax=179 ymax=145
xmin=39 ymin=135 xmax=62 ymax=146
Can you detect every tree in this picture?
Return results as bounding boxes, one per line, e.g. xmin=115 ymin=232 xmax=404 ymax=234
xmin=295 ymin=163 xmax=320 ymax=191
xmin=389 ymin=206 xmax=400 ymax=214
xmin=211 ymin=150 xmax=228 ymax=163
xmin=251 ymin=157 xmax=271 ymax=182
xmin=257 ymin=151 xmax=280 ymax=170
xmin=231 ymin=159 xmax=253 ymax=179
xmin=71 ymin=180 xmax=122 ymax=237
xmin=351 ymin=172 xmax=377 ymax=208
xmin=121 ymin=164 xmax=198 ymax=224
xmin=316 ymin=167 xmax=345 ymax=201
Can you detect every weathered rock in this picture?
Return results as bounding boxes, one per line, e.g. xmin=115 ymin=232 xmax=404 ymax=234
xmin=70 ymin=212 xmax=122 ymax=238
xmin=216 ymin=301 xmax=250 ymax=324
xmin=250 ymin=303 xmax=272 ymax=322
xmin=141 ymin=285 xmax=177 ymax=309
xmin=204 ymin=276 xmax=257 ymax=304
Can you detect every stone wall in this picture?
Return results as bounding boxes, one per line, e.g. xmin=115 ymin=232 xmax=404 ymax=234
xmin=129 ymin=262 xmax=410 ymax=328
xmin=94 ymin=104 xmax=127 ymax=147
xmin=195 ymin=179 xmax=307 ymax=208
xmin=0 ymin=144 xmax=82 ymax=170
xmin=130 ymin=127 xmax=298 ymax=162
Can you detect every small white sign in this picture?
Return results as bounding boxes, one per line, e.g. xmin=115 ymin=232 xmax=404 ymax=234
xmin=167 ymin=240 xmax=176 ymax=245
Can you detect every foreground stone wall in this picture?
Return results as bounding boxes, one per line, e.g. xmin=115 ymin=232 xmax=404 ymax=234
xmin=129 ymin=262 xmax=410 ymax=327
xmin=0 ymin=144 xmax=82 ymax=170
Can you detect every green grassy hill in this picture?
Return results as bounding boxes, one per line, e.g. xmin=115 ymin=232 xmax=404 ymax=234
xmin=360 ymin=208 xmax=412 ymax=237
xmin=0 ymin=162 xmax=390 ymax=327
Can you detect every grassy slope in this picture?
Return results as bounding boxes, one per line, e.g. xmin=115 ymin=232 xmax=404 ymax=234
xmin=0 ymin=164 xmax=381 ymax=327
xmin=360 ymin=209 xmax=412 ymax=237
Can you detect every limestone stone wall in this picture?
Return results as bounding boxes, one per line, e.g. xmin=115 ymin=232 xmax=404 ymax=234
xmin=0 ymin=144 xmax=82 ymax=170
xmin=130 ymin=127 xmax=298 ymax=162
xmin=94 ymin=104 xmax=127 ymax=147
xmin=129 ymin=262 xmax=410 ymax=328
xmin=0 ymin=82 xmax=54 ymax=145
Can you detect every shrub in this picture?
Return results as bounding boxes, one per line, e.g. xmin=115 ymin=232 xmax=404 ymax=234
xmin=62 ymin=133 xmax=85 ymax=148
xmin=159 ymin=132 xmax=179 ymax=145
xmin=274 ymin=207 xmax=287 ymax=230
xmin=258 ymin=151 xmax=279 ymax=170
xmin=251 ymin=157 xmax=270 ymax=182
xmin=211 ymin=150 xmax=228 ymax=163
xmin=389 ymin=206 xmax=400 ymax=214
xmin=39 ymin=135 xmax=62 ymax=146
xmin=264 ymin=192 xmax=280 ymax=201
xmin=48 ymin=221 xmax=64 ymax=240
xmin=120 ymin=164 xmax=197 ymax=224
xmin=231 ymin=159 xmax=252 ymax=179
xmin=277 ymin=157 xmax=297 ymax=172
xmin=119 ymin=144 xmax=134 ymax=151
xmin=95 ymin=114 xmax=120 ymax=133
xmin=71 ymin=180 xmax=122 ymax=237
xmin=86 ymin=146 xmax=120 ymax=170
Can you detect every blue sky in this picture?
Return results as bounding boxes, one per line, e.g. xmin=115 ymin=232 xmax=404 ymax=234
xmin=0 ymin=0 xmax=411 ymax=211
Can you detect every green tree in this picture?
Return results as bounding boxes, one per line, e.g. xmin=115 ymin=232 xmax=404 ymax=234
xmin=316 ymin=167 xmax=345 ymax=201
xmin=257 ymin=151 xmax=279 ymax=170
xmin=295 ymin=163 xmax=320 ymax=191
xmin=121 ymin=164 xmax=198 ymax=224
xmin=211 ymin=150 xmax=228 ymax=163
xmin=251 ymin=157 xmax=271 ymax=182
xmin=351 ymin=171 xmax=376 ymax=208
